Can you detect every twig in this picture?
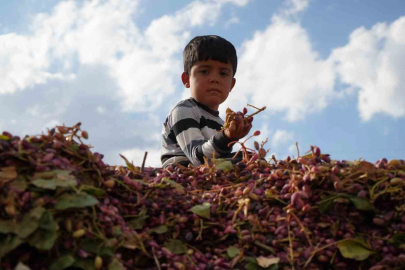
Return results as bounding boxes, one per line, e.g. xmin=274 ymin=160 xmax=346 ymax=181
xmin=288 ymin=223 xmax=295 ymax=270
xmin=253 ymin=240 xmax=276 ymax=255
xmin=296 ymin=142 xmax=300 ymax=158
xmin=196 ymin=219 xmax=204 ymax=241
xmin=289 ymin=211 xmax=312 ymax=247
xmin=247 ymin=105 xmax=266 ymax=117
xmin=303 ymin=239 xmax=345 ymax=268
xmin=141 ymin=151 xmax=148 ymax=173
xmin=152 ymin=247 xmax=161 ymax=270
xmin=247 ymin=104 xmax=261 ymax=110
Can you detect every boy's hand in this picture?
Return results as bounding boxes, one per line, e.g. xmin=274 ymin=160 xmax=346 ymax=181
xmin=224 ymin=116 xmax=253 ymax=141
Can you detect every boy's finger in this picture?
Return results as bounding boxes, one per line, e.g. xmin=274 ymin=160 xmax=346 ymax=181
xmin=244 ymin=122 xmax=252 ymax=134
xmin=229 ymin=120 xmax=237 ymax=133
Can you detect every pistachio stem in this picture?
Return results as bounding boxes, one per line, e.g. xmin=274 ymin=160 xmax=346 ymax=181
xmin=141 ymin=151 xmax=148 ymax=173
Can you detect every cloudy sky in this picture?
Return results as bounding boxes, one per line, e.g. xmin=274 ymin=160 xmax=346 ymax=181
xmin=1 ymin=0 xmax=404 ymax=167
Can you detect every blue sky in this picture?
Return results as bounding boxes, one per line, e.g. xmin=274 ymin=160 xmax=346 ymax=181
xmin=0 ymin=0 xmax=404 ymax=167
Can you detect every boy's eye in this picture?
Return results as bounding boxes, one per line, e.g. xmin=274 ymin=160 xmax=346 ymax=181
xmin=200 ymin=70 xmax=208 ymax=74
xmin=220 ymin=72 xmax=229 ymax=76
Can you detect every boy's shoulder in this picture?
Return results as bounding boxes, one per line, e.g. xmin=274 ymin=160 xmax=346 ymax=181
xmin=169 ymin=98 xmax=199 ymax=116
xmin=173 ymin=98 xmax=195 ymax=109
xmin=166 ymin=98 xmax=197 ymax=123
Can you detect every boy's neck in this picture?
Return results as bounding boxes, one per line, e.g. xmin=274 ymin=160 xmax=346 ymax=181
xmin=190 ymin=97 xmax=220 ymax=116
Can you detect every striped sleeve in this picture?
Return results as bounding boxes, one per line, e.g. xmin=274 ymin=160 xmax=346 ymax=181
xmin=169 ymin=105 xmax=233 ymax=166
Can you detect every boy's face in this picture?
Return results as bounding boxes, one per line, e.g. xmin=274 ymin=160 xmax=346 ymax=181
xmin=182 ymin=59 xmax=236 ymax=111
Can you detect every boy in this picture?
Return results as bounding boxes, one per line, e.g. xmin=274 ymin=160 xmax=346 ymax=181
xmin=161 ymin=35 xmax=253 ymax=168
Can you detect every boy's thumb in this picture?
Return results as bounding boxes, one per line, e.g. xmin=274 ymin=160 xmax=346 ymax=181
xmin=229 ymin=120 xmax=236 ymax=132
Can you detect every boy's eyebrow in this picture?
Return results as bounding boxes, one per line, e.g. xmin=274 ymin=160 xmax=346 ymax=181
xmin=197 ymin=65 xmax=212 ymax=68
xmin=219 ymin=67 xmax=232 ymax=72
xmin=197 ymin=65 xmax=232 ymax=72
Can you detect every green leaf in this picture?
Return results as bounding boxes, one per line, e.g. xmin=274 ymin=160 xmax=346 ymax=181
xmin=245 ymin=263 xmax=259 ymax=270
xmin=70 ymin=144 xmax=80 ymax=154
xmin=32 ymin=170 xmax=77 ymax=190
xmin=189 ymin=202 xmax=211 ymax=219
xmin=49 ymin=255 xmax=75 ymax=270
xmin=81 ymin=185 xmax=106 ymax=197
xmin=213 ymin=159 xmax=233 ymax=173
xmin=128 ymin=217 xmax=148 ymax=230
xmin=9 ymin=175 xmax=27 ymax=192
xmin=113 ymin=226 xmax=122 ymax=236
xmin=27 ymin=211 xmax=57 ymax=249
xmin=37 ymin=211 xmax=54 ymax=231
xmin=0 ymin=234 xmax=24 ymax=257
xmin=164 ymin=239 xmax=188 ymax=255
xmin=28 ymin=227 xmax=58 ymax=250
xmin=0 ymin=219 xmax=17 ymax=234
xmin=347 ymin=196 xmax=375 ymax=211
xmin=317 ymin=196 xmax=336 ymax=214
xmin=105 ymin=238 xmax=119 ymax=248
xmin=148 ymin=225 xmax=168 ymax=234
xmin=128 ymin=209 xmax=149 ymax=230
xmin=388 ymin=233 xmax=405 ymax=247
xmin=235 ymin=174 xmax=252 ymax=183
xmin=81 ymin=239 xmax=114 ymax=257
xmin=245 ymin=256 xmax=258 ymax=263
xmin=337 ymin=238 xmax=375 ymax=261
xmin=15 ymin=207 xmax=46 ymax=238
xmin=162 ymin=178 xmax=185 ymax=194
xmin=28 ymin=211 xmax=58 ymax=250
xmin=119 ymin=154 xmax=137 ymax=173
xmin=108 ymin=259 xmax=125 ymax=270
xmin=72 ymin=258 xmax=95 ymax=270
xmin=0 ymin=135 xmax=10 ymax=141
xmin=227 ymin=246 xmax=240 ymax=258
xmin=55 ymin=193 xmax=98 ymax=210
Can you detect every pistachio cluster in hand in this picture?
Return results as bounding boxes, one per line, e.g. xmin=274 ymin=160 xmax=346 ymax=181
xmin=221 ymin=104 xmax=266 ymax=132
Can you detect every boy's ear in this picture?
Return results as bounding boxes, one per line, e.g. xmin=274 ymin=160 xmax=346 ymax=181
xmin=181 ymin=72 xmax=190 ymax=88
xmin=230 ymin=78 xmax=236 ymax=92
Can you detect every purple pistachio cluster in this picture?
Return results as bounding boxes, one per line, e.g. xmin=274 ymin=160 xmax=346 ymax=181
xmin=1 ymin=124 xmax=405 ymax=270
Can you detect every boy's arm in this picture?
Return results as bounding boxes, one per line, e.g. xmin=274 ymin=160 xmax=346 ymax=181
xmin=169 ymin=107 xmax=234 ymax=166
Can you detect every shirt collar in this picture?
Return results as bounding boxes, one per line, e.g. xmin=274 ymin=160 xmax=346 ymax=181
xmin=190 ymin=98 xmax=220 ymax=117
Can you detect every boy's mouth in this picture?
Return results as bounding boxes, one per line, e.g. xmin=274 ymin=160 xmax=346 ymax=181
xmin=208 ymin=88 xmax=220 ymax=93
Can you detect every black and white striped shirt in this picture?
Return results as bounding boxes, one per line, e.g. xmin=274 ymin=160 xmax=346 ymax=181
xmin=161 ymin=98 xmax=233 ymax=166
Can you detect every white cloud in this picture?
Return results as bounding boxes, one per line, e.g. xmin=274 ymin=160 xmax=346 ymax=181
xmin=225 ymin=16 xmax=240 ymax=28
xmin=252 ymin=123 xmax=272 ymax=147
xmin=119 ymin=147 xmax=162 ymax=168
xmin=215 ymin=0 xmax=250 ymax=6
xmin=1 ymin=0 xmax=249 ymax=113
xmin=225 ymin=15 xmax=336 ymax=122
xmin=288 ymin=144 xmax=297 ymax=154
xmin=271 ymin=130 xmax=294 ymax=147
xmin=330 ymin=16 xmax=405 ymax=121
xmin=0 ymin=32 xmax=71 ymax=94
xmin=43 ymin=120 xmax=61 ymax=131
xmin=96 ymin=106 xmax=106 ymax=114
xmin=282 ymin=0 xmax=310 ymax=16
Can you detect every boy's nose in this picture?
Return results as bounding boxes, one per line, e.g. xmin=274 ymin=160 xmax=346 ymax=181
xmin=210 ymin=74 xmax=219 ymax=83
